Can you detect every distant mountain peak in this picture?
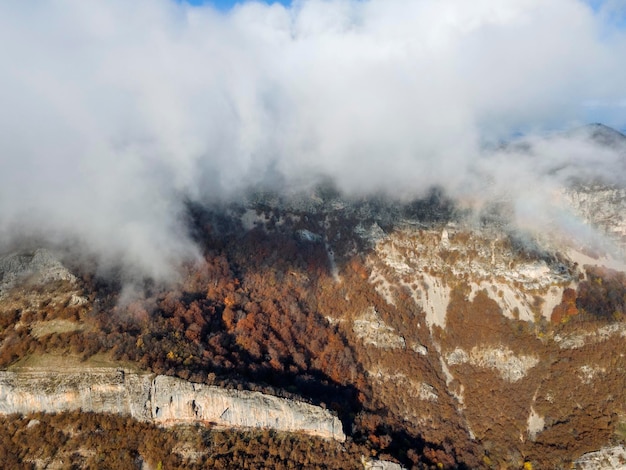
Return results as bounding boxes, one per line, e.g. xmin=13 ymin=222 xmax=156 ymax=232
xmin=573 ymin=123 xmax=626 ymax=147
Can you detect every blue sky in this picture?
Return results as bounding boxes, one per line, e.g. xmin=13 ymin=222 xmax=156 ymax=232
xmin=185 ymin=0 xmax=626 ymax=30
xmin=187 ymin=0 xmax=615 ymax=10
xmin=184 ymin=0 xmax=291 ymax=10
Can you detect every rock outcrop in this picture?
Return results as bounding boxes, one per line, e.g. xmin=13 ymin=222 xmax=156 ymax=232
xmin=0 ymin=249 xmax=76 ymax=298
xmin=353 ymin=307 xmax=406 ymax=350
xmin=573 ymin=445 xmax=626 ymax=470
xmin=445 ymin=346 xmax=539 ymax=383
xmin=564 ymin=184 xmax=626 ymax=252
xmin=363 ymin=457 xmax=406 ymax=470
xmin=150 ymin=375 xmax=344 ymax=440
xmin=0 ymin=368 xmax=151 ymax=420
xmin=0 ymin=368 xmax=345 ymax=441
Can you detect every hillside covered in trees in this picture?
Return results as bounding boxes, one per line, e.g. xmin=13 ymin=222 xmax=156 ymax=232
xmin=1 ymin=189 xmax=626 ymax=469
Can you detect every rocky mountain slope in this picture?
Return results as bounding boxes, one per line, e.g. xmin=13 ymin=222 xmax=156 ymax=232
xmin=1 ymin=128 xmax=626 ymax=469
xmin=0 ymin=364 xmax=344 ymax=440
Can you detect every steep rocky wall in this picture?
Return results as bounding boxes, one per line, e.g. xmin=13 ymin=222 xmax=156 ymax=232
xmin=0 ymin=369 xmax=345 ymax=441
xmin=0 ymin=249 xmax=76 ymax=298
xmin=564 ymin=185 xmax=626 ymax=252
xmin=150 ymin=375 xmax=344 ymax=440
xmin=0 ymin=369 xmax=151 ymax=420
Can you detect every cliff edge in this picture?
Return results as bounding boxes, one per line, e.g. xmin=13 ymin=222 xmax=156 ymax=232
xmin=0 ymin=367 xmax=345 ymax=441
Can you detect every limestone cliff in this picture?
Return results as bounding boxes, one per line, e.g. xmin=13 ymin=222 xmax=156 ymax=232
xmin=564 ymin=184 xmax=626 ymax=252
xmin=150 ymin=375 xmax=344 ymax=440
xmin=0 ymin=249 xmax=76 ymax=298
xmin=0 ymin=368 xmax=345 ymax=441
xmin=0 ymin=368 xmax=151 ymax=420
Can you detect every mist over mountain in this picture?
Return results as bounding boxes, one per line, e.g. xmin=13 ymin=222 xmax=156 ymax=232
xmin=4 ymin=3 xmax=626 ymax=468
xmin=1 ymin=0 xmax=625 ymax=280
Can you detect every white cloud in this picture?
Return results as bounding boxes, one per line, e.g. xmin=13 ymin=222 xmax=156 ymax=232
xmin=0 ymin=0 xmax=625 ymax=278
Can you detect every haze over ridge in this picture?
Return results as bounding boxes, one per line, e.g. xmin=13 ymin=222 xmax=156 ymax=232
xmin=1 ymin=0 xmax=625 ymax=279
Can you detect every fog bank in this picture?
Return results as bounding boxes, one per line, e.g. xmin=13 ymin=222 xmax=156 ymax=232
xmin=1 ymin=0 xmax=625 ymax=278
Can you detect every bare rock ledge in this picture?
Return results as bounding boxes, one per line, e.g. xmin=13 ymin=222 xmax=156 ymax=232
xmin=0 ymin=369 xmax=345 ymax=441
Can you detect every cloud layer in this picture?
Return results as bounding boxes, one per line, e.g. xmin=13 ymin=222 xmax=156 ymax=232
xmin=1 ymin=0 xmax=625 ymax=278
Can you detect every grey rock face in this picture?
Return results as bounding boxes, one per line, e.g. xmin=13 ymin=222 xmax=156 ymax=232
xmin=564 ymin=185 xmax=626 ymax=251
xmin=363 ymin=458 xmax=406 ymax=470
xmin=0 ymin=369 xmax=152 ymax=421
xmin=0 ymin=249 xmax=75 ymax=297
xmin=573 ymin=445 xmax=626 ymax=470
xmin=150 ymin=376 xmax=344 ymax=440
xmin=353 ymin=307 xmax=406 ymax=350
xmin=295 ymin=229 xmax=323 ymax=243
xmin=0 ymin=369 xmax=345 ymax=441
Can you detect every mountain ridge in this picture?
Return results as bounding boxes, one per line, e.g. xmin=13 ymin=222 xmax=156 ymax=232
xmin=2 ymin=124 xmax=626 ymax=468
